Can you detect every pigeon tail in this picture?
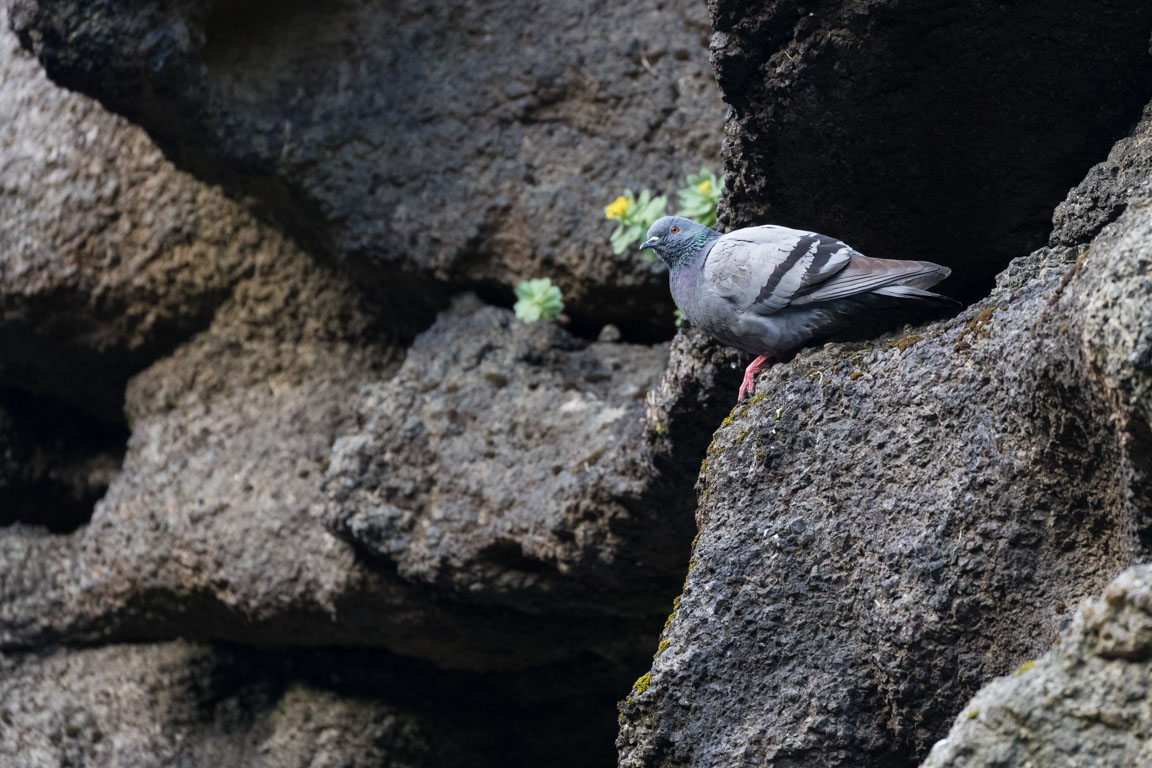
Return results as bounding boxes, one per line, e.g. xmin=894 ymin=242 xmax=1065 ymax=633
xmin=791 ymin=253 xmax=952 ymax=306
xmin=872 ymin=284 xmax=962 ymax=305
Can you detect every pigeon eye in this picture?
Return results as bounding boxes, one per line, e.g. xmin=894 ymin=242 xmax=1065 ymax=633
xmin=670 ymin=226 xmax=680 ymax=233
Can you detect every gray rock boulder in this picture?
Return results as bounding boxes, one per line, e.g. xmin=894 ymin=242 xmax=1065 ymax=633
xmin=327 ymin=295 xmax=740 ymax=613
xmin=0 ymin=0 xmax=737 ymax=677
xmin=8 ymin=0 xmax=725 ymax=334
xmin=1050 ymin=102 xmax=1152 ymax=248
xmin=2 ymin=247 xmax=725 ymax=671
xmin=0 ymin=642 xmax=439 ymax=768
xmin=0 ymin=638 xmax=659 ymax=767
xmin=0 ymin=3 xmax=744 ymax=760
xmin=921 ymin=564 xmax=1152 ymax=768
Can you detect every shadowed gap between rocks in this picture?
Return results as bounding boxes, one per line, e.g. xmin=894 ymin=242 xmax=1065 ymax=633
xmin=0 ymin=387 xmax=128 ymax=534
xmin=713 ymin=0 xmax=1152 ymax=307
xmin=0 ymin=639 xmax=630 ymax=768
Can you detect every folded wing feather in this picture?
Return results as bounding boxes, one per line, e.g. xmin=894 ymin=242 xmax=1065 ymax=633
xmin=704 ymin=225 xmax=951 ymax=313
xmin=703 ymin=226 xmax=854 ymax=314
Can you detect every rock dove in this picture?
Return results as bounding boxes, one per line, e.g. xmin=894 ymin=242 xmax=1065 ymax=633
xmin=640 ymin=216 xmax=954 ymax=401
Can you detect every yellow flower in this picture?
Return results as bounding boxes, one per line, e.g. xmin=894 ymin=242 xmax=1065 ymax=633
xmin=696 ymin=179 xmax=713 ymax=195
xmin=604 ymin=195 xmax=631 ymax=221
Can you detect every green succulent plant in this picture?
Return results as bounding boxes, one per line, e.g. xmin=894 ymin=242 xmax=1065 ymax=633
xmin=605 ymin=189 xmax=669 ymax=256
xmin=675 ymin=167 xmax=722 ymax=228
xmin=514 ymin=278 xmax=565 ymax=323
xmin=674 ymin=308 xmax=685 ymax=328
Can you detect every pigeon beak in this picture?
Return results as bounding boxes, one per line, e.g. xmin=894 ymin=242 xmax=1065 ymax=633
xmin=639 ymin=237 xmax=659 ymax=252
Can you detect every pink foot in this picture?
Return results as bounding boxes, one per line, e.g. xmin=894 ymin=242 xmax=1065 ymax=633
xmin=738 ymin=354 xmax=775 ymax=401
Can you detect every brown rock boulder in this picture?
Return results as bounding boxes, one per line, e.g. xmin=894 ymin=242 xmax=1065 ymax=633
xmin=0 ymin=7 xmax=266 ymax=421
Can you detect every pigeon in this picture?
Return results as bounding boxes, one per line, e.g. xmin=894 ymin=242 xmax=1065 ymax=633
xmin=640 ymin=216 xmax=955 ymax=401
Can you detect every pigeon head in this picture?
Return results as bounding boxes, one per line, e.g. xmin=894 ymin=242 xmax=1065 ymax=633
xmin=640 ymin=216 xmax=719 ymax=269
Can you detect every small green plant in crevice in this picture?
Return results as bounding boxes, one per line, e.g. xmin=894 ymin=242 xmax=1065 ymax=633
xmin=605 ymin=189 xmax=668 ymax=256
xmin=673 ymin=308 xmax=685 ymax=328
xmin=675 ymin=167 xmax=723 ymax=228
xmin=513 ymin=278 xmax=564 ymax=323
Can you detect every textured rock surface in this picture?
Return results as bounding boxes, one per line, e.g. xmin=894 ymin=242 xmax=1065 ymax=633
xmin=0 ymin=0 xmax=741 ymax=657
xmin=1051 ymin=102 xmax=1152 ymax=247
xmin=0 ymin=640 xmax=626 ymax=767
xmin=8 ymin=0 xmax=724 ymax=335
xmin=617 ymin=95 xmax=1152 ymax=768
xmin=0 ymin=250 xmax=730 ymax=671
xmin=7 ymin=0 xmax=1152 ymax=765
xmin=327 ymin=296 xmax=740 ymax=611
xmin=709 ymin=0 xmax=1152 ymax=302
xmin=921 ymin=564 xmax=1152 ymax=767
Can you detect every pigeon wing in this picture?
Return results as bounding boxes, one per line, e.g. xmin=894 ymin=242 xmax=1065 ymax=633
xmin=703 ymin=226 xmax=854 ymax=314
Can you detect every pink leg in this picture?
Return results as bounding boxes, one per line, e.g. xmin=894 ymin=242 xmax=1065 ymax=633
xmin=738 ymin=354 xmax=775 ymax=402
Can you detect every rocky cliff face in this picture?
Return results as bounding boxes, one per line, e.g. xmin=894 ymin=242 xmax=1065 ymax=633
xmin=618 ymin=2 xmax=1152 ymax=766
xmin=709 ymin=0 xmax=1152 ymax=302
xmin=618 ymin=152 xmax=1152 ymax=767
xmin=2 ymin=0 xmax=1151 ymax=766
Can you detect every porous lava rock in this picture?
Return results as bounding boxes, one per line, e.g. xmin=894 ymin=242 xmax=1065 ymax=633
xmin=327 ymin=295 xmax=748 ymax=614
xmin=0 ymin=8 xmax=267 ymax=421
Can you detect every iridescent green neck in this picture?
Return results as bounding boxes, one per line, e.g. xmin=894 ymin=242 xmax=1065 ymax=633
xmin=663 ymin=227 xmax=721 ymax=270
